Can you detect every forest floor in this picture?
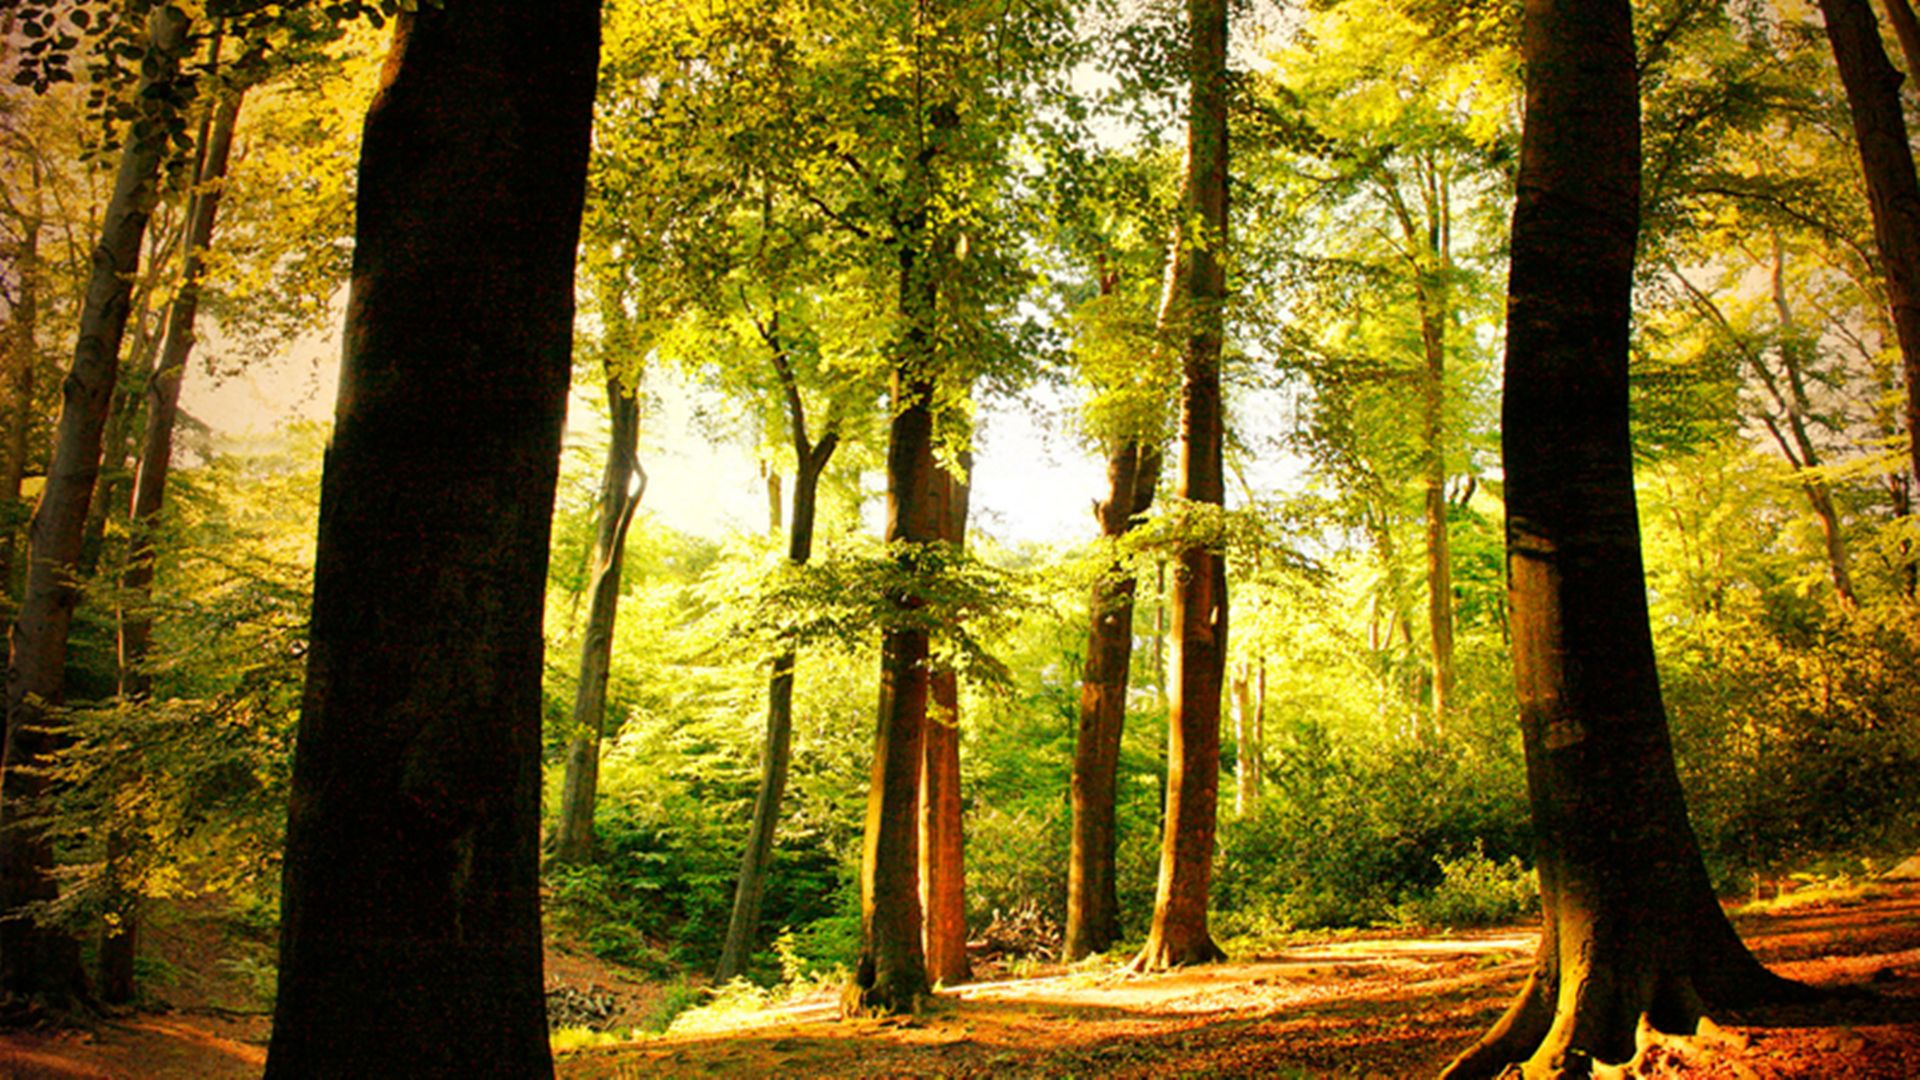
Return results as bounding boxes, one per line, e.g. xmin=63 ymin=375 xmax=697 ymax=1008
xmin=4 ymin=884 xmax=1920 ymax=1078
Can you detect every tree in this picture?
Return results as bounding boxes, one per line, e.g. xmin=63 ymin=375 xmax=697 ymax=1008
xmin=1 ymin=5 xmax=193 ymax=1005
xmin=1134 ymin=0 xmax=1230 ymax=972
xmin=104 ymin=61 xmax=248 ymax=1004
xmin=1818 ymin=0 xmax=1920 ymax=494
xmin=919 ymin=455 xmax=970 ymax=986
xmin=1441 ymin=0 xmax=1805 ymax=1069
xmin=551 ymin=372 xmax=644 ymax=867
xmin=262 ymin=0 xmax=600 ymax=1073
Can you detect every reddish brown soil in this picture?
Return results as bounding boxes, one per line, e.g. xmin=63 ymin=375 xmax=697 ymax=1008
xmin=6 ymin=886 xmax=1920 ymax=1078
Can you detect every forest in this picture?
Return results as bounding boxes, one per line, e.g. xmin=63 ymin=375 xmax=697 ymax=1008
xmin=6 ymin=0 xmax=1920 ymax=1075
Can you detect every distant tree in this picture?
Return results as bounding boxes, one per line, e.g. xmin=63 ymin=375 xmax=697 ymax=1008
xmin=1442 ymin=0 xmax=1807 ymax=1069
xmin=551 ymin=369 xmax=643 ymax=867
xmin=262 ymin=0 xmax=600 ymax=1073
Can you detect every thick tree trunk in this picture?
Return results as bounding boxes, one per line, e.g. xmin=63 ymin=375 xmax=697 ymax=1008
xmin=1443 ymin=0 xmax=1804 ymax=1071
xmin=101 ymin=82 xmax=245 ymax=1007
xmin=262 ymin=1 xmax=600 ymax=1074
xmin=1820 ymin=0 xmax=1920 ymax=496
xmin=1135 ymin=0 xmax=1229 ymax=972
xmin=715 ymin=383 xmax=837 ymax=983
xmin=0 ymin=6 xmax=191 ymax=1006
xmin=851 ymin=363 xmax=939 ymax=1013
xmin=551 ymin=381 xmax=643 ymax=867
xmin=1064 ymin=439 xmax=1160 ymax=960
xmin=919 ymin=455 xmax=971 ymax=987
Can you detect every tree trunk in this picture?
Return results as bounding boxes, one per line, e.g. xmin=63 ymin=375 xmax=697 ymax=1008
xmin=850 ymin=362 xmax=939 ymax=1013
xmin=919 ymin=454 xmax=971 ymax=987
xmin=1820 ymin=0 xmax=1920 ymax=497
xmin=551 ymin=380 xmax=643 ymax=867
xmin=261 ymin=0 xmax=599 ymax=1073
xmin=0 ymin=202 xmax=38 ymax=624
xmin=0 ymin=6 xmax=191 ymax=1006
xmin=1878 ymin=0 xmax=1920 ymax=94
xmin=715 ymin=347 xmax=838 ymax=982
xmin=1135 ymin=0 xmax=1229 ymax=972
xmin=1443 ymin=0 xmax=1805 ymax=1071
xmin=1419 ymin=290 xmax=1455 ymax=736
xmin=1064 ymin=439 xmax=1160 ymax=960
xmin=102 ymin=80 xmax=246 ymax=1007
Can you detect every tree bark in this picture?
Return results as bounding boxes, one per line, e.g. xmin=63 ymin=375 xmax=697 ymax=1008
xmin=1065 ymin=439 xmax=1160 ymax=960
xmin=1135 ymin=0 xmax=1229 ymax=972
xmin=715 ymin=332 xmax=838 ymax=983
xmin=0 ymin=6 xmax=191 ymax=1006
xmin=261 ymin=0 xmax=599 ymax=1073
xmin=919 ymin=454 xmax=971 ymax=987
xmin=1443 ymin=0 xmax=1805 ymax=1070
xmin=1820 ymin=0 xmax=1920 ymax=497
xmin=551 ymin=379 xmax=643 ymax=868
xmin=101 ymin=79 xmax=245 ymax=1007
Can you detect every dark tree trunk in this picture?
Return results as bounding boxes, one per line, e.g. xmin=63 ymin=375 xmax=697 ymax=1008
xmin=102 ymin=81 xmax=245 ymax=1006
xmin=716 ymin=330 xmax=838 ymax=983
xmin=551 ymin=379 xmax=643 ymax=868
xmin=919 ymin=454 xmax=970 ymax=987
xmin=261 ymin=0 xmax=599 ymax=1074
xmin=1064 ymin=439 xmax=1159 ymax=960
xmin=850 ymin=363 xmax=938 ymax=1013
xmin=1 ymin=6 xmax=191 ymax=1006
xmin=1878 ymin=0 xmax=1920 ymax=94
xmin=1443 ymin=0 xmax=1805 ymax=1071
xmin=1135 ymin=0 xmax=1229 ymax=972
xmin=1820 ymin=0 xmax=1920 ymax=496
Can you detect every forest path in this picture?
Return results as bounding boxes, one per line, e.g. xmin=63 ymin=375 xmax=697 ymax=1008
xmin=3 ymin=885 xmax=1919 ymax=1077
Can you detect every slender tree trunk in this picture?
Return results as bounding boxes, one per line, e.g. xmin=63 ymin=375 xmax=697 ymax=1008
xmin=1231 ymin=663 xmax=1254 ymax=815
xmin=1443 ymin=0 xmax=1805 ymax=1070
xmin=1878 ymin=0 xmax=1920 ymax=92
xmin=0 ymin=7 xmax=191 ymax=1006
xmin=262 ymin=0 xmax=600 ymax=1072
xmin=1064 ymin=439 xmax=1160 ymax=960
xmin=1419 ymin=295 xmax=1455 ymax=735
xmin=551 ymin=381 xmax=643 ymax=867
xmin=716 ymin=344 xmax=837 ymax=982
xmin=1820 ymin=0 xmax=1920 ymax=496
xmin=0 ymin=205 xmax=38 ymax=622
xmin=919 ymin=454 xmax=970 ymax=987
xmin=1135 ymin=0 xmax=1229 ymax=972
xmin=101 ymin=81 xmax=245 ymax=1006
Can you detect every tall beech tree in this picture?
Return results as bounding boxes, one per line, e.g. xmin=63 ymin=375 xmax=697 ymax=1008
xmin=1818 ymin=0 xmax=1920 ymax=494
xmin=105 ymin=71 xmax=247 ymax=1005
xmin=262 ymin=0 xmax=599 ymax=1073
xmin=1442 ymin=0 xmax=1805 ymax=1070
xmin=1135 ymin=0 xmax=1230 ymax=972
xmin=1 ymin=5 xmax=191 ymax=1004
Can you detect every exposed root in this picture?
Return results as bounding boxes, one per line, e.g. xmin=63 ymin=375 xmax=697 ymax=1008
xmin=1126 ymin=934 xmax=1226 ymax=974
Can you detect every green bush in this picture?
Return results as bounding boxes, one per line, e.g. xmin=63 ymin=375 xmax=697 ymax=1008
xmin=1392 ymin=843 xmax=1538 ymax=929
xmin=1214 ymin=723 xmax=1532 ymax=934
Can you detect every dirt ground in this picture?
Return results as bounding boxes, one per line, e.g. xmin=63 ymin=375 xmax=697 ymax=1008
xmin=6 ymin=885 xmax=1920 ymax=1078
